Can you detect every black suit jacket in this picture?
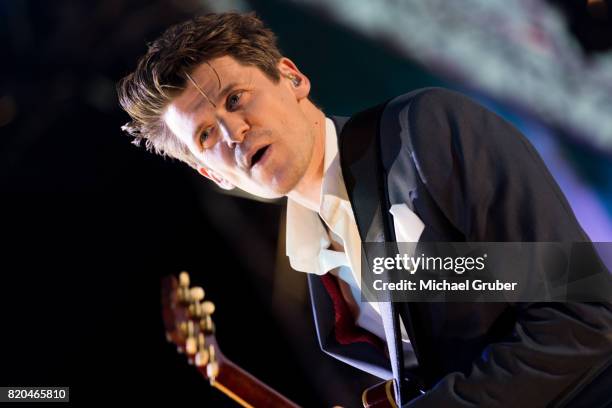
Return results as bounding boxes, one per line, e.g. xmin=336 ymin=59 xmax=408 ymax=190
xmin=309 ymin=88 xmax=612 ymax=407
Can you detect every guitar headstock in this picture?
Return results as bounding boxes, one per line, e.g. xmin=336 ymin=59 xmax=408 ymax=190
xmin=161 ymin=271 xmax=221 ymax=382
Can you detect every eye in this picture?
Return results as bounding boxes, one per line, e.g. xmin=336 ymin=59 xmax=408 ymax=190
xmin=199 ymin=127 xmax=213 ymax=148
xmin=226 ymin=91 xmax=243 ymax=111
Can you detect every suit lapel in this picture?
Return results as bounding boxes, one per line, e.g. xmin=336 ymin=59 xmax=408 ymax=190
xmin=334 ymin=106 xmax=412 ymax=405
xmin=299 ymin=114 xmax=395 ymax=381
xmin=307 ymin=274 xmax=393 ymax=380
xmin=332 ymin=112 xmax=385 ymax=243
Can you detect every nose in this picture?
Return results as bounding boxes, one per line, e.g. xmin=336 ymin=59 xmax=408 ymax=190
xmin=218 ymin=117 xmax=248 ymax=149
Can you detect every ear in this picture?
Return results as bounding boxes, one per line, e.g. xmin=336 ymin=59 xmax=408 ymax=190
xmin=197 ymin=167 xmax=235 ymax=190
xmin=277 ymin=57 xmax=310 ymax=100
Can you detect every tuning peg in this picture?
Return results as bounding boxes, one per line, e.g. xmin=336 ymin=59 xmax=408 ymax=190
xmin=195 ymin=348 xmax=209 ymax=367
xmin=178 ymin=321 xmax=188 ymax=337
xmin=191 ymin=299 xmax=214 ymax=319
xmin=190 ymin=287 xmax=205 ymax=302
xmin=184 ymin=319 xmax=198 ymax=356
xmin=206 ymin=345 xmax=219 ymax=382
xmin=188 ymin=302 xmax=201 ymax=318
xmin=177 ymin=273 xmax=192 ymax=304
xmin=207 ymin=361 xmax=219 ymax=382
xmin=195 ymin=333 xmax=208 ymax=367
xmin=201 ymin=301 xmax=215 ymax=315
xmin=198 ymin=332 xmax=206 ymax=348
xmin=200 ymin=315 xmax=215 ymax=334
xmin=185 ymin=336 xmax=197 ymax=355
xmin=177 ymin=286 xmax=190 ymax=303
xmin=179 ymin=271 xmax=190 ymax=287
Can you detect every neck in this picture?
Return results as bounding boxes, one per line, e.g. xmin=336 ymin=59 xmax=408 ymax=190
xmin=287 ymin=101 xmax=326 ymax=212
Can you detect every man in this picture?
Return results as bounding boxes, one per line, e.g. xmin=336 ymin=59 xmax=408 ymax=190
xmin=117 ymin=12 xmax=612 ymax=407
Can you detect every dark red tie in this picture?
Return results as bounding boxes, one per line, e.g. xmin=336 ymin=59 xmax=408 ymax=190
xmin=320 ymin=273 xmax=384 ymax=351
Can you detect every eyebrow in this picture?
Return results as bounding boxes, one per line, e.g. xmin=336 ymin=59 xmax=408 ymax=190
xmin=191 ymin=81 xmax=241 ymax=144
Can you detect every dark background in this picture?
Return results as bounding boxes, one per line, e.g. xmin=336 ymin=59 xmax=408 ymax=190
xmin=1 ymin=1 xmax=611 ymax=407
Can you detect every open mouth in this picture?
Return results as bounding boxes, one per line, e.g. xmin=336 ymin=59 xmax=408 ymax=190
xmin=251 ymin=145 xmax=270 ymax=168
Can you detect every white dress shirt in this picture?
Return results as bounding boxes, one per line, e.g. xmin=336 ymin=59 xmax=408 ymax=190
xmin=286 ymin=117 xmax=425 ymax=354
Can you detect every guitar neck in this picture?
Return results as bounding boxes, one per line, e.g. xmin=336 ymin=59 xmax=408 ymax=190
xmin=205 ymin=357 xmax=300 ymax=408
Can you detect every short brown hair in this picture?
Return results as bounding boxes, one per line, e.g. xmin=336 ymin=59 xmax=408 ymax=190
xmin=117 ymin=12 xmax=283 ymax=169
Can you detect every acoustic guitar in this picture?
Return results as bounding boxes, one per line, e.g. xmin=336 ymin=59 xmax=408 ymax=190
xmin=161 ymin=271 xmax=399 ymax=408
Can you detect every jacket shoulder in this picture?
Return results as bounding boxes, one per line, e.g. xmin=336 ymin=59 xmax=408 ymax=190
xmin=387 ymin=87 xmax=489 ymax=124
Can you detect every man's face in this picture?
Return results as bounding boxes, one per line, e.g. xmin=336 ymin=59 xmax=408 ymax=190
xmin=163 ymin=55 xmax=316 ymax=199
